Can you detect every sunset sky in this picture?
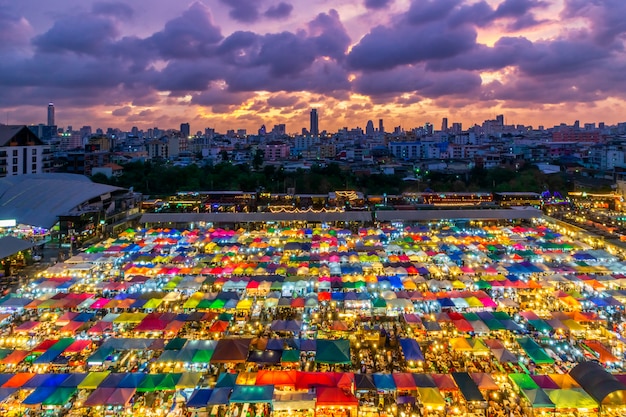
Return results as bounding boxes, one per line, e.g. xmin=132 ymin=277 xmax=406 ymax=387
xmin=1 ymin=0 xmax=625 ymax=133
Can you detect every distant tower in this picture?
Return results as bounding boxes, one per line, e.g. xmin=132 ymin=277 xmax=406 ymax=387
xmin=310 ymin=109 xmax=319 ymax=137
xmin=365 ymin=120 xmax=375 ymax=135
xmin=47 ymin=102 xmax=55 ymax=127
xmin=496 ymin=114 xmax=504 ymax=126
xmin=379 ymin=119 xmax=384 ymax=134
xmin=441 ymin=117 xmax=448 ymax=132
xmin=180 ymin=123 xmax=190 ymax=138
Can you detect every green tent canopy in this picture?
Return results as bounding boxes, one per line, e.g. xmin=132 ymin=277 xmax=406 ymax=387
xmin=528 ymin=319 xmax=553 ymax=334
xmin=315 ymin=339 xmax=351 ymax=364
xmin=42 ymin=387 xmax=77 ymax=406
xmin=230 ymin=385 xmax=274 ymax=403
xmin=281 ymin=350 xmax=300 ymax=363
xmin=192 ymin=349 xmax=214 ymax=364
xmin=165 ymin=338 xmax=188 ymax=351
xmin=522 ymin=389 xmax=555 ymax=409
xmin=517 ymin=337 xmax=554 ymax=364
xmin=509 ymin=373 xmax=539 ymax=391
xmin=156 ymin=373 xmax=180 ymax=391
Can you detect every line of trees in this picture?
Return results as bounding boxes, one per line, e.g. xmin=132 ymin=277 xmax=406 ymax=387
xmin=91 ymin=160 xmax=576 ymax=197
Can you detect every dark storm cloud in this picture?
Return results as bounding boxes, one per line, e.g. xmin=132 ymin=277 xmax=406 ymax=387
xmin=561 ymin=0 xmax=626 ymax=44
xmin=347 ymin=21 xmax=477 ymax=71
xmin=308 ymin=10 xmax=351 ymax=61
xmin=0 ymin=10 xmax=32 ymax=45
xmin=448 ymin=0 xmax=547 ymax=29
xmin=364 ymin=0 xmax=394 ymax=9
xmin=111 ymin=106 xmax=132 ymax=116
xmin=406 ymin=0 xmax=462 ymax=25
xmin=217 ymin=31 xmax=261 ymax=66
xmin=32 ymin=14 xmax=120 ymax=55
xmin=426 ymin=37 xmax=533 ymax=72
xmin=192 ymin=88 xmax=254 ymax=106
xmin=92 ymin=2 xmax=134 ymax=19
xmin=147 ymin=2 xmax=223 ymax=59
xmin=255 ymin=32 xmax=317 ymax=76
xmin=493 ymin=0 xmax=547 ymax=18
xmin=153 ymin=59 xmax=224 ymax=93
xmin=4 ymin=0 xmax=626 ymax=121
xmin=264 ymin=2 xmax=293 ymax=19
xmin=219 ymin=0 xmax=260 ymax=23
xmin=267 ymin=94 xmax=301 ymax=107
xmin=224 ymin=59 xmax=350 ymax=94
xmin=353 ymin=64 xmax=481 ymax=97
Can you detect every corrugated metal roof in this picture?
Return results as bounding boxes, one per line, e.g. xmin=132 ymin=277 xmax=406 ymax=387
xmin=0 ymin=236 xmax=37 ymax=259
xmin=0 ymin=174 xmax=124 ymax=228
xmin=375 ymin=208 xmax=542 ymax=222
xmin=141 ymin=211 xmax=373 ymax=224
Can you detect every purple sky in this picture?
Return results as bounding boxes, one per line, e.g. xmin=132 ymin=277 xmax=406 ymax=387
xmin=1 ymin=0 xmax=625 ymax=132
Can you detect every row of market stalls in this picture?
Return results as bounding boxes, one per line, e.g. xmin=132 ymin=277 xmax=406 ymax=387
xmin=1 ymin=222 xmax=626 ymax=415
xmin=0 ymin=364 xmax=623 ymax=416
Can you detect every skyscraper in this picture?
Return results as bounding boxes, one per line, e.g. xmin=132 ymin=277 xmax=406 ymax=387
xmin=180 ymin=123 xmax=190 ymax=138
xmin=379 ymin=119 xmax=384 ymax=134
xmin=496 ymin=114 xmax=504 ymax=126
xmin=365 ymin=120 xmax=375 ymax=135
xmin=441 ymin=117 xmax=448 ymax=132
xmin=310 ymin=109 xmax=319 ymax=137
xmin=47 ymin=102 xmax=55 ymax=127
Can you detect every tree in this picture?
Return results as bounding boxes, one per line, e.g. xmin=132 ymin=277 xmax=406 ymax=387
xmin=252 ymin=149 xmax=265 ymax=170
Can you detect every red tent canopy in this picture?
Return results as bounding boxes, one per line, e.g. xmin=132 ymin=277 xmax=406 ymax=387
xmin=392 ymin=373 xmax=417 ymax=390
xmin=255 ymin=370 xmax=297 ymax=387
xmin=315 ymin=387 xmax=358 ymax=407
xmin=432 ymin=374 xmax=458 ymax=391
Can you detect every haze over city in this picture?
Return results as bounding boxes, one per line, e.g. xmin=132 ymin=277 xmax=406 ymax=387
xmin=1 ymin=0 xmax=625 ymax=132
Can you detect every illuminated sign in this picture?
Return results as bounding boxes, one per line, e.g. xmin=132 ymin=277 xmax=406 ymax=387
xmin=0 ymin=219 xmax=17 ymax=228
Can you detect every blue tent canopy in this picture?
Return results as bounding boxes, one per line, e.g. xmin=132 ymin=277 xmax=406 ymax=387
xmin=33 ymin=349 xmax=63 ymax=364
xmin=119 ymin=373 xmax=146 ymax=388
xmin=215 ymin=373 xmax=238 ymax=388
xmin=373 ymin=374 xmax=396 ymax=390
xmin=23 ymin=374 xmax=55 ymax=388
xmin=59 ymin=373 xmax=88 ymax=387
xmin=22 ymin=387 xmax=56 ymax=405
xmin=42 ymin=374 xmax=72 ymax=388
xmin=208 ymin=387 xmax=232 ymax=405
xmin=0 ymin=388 xmax=15 ymax=403
xmin=452 ymin=372 xmax=485 ymax=402
xmin=399 ymin=338 xmax=425 ymax=362
xmin=188 ymin=389 xmax=213 ymax=408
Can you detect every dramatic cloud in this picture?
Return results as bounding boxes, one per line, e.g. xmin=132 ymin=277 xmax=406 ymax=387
xmin=32 ymin=14 xmax=121 ymax=55
xmin=264 ymin=2 xmax=293 ymax=19
xmin=1 ymin=0 xmax=626 ymax=131
xmin=219 ymin=0 xmax=260 ymax=23
xmin=92 ymin=2 xmax=134 ymax=19
xmin=364 ymin=0 xmax=394 ymax=9
xmin=147 ymin=2 xmax=222 ymax=59
xmin=347 ymin=21 xmax=477 ymax=71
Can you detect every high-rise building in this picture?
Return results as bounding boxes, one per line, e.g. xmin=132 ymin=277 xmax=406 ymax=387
xmin=441 ymin=117 xmax=448 ymax=132
xmin=379 ymin=119 xmax=384 ymax=134
xmin=47 ymin=102 xmax=55 ymax=127
xmin=496 ymin=114 xmax=504 ymax=126
xmin=310 ymin=109 xmax=319 ymax=137
xmin=365 ymin=120 xmax=375 ymax=135
xmin=180 ymin=123 xmax=190 ymax=138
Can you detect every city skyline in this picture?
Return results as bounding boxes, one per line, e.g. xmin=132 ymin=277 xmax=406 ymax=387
xmin=1 ymin=0 xmax=625 ymax=132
